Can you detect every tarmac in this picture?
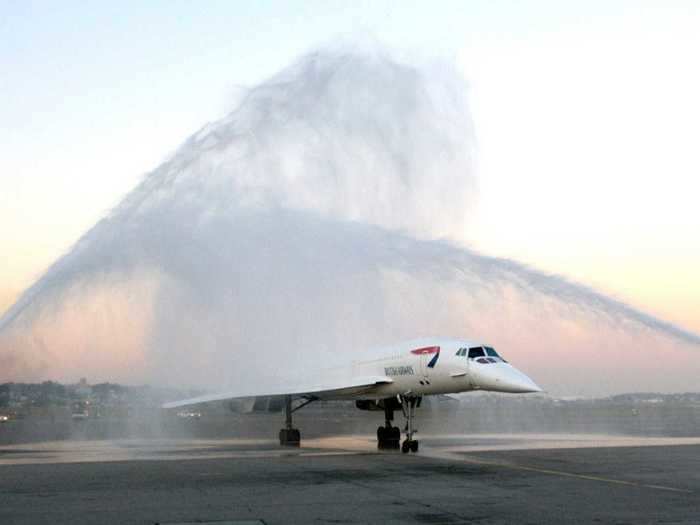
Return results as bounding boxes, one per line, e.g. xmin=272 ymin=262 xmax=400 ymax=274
xmin=1 ymin=433 xmax=699 ymax=524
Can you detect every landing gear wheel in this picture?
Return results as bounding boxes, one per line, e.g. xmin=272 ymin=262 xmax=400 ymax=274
xmin=402 ymin=439 xmax=418 ymax=453
xmin=378 ymin=426 xmax=401 ymax=450
xmin=391 ymin=426 xmax=400 ymax=444
xmin=279 ymin=428 xmax=301 ymax=447
xmin=377 ymin=426 xmax=386 ymax=449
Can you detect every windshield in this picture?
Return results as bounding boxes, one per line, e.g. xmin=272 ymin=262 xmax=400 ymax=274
xmin=468 ymin=346 xmax=507 ymax=364
xmin=468 ymin=347 xmax=484 ymax=359
xmin=485 ymin=347 xmax=507 ymax=363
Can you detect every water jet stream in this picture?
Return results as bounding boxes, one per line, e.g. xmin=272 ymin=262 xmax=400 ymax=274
xmin=1 ymin=44 xmax=697 ymax=395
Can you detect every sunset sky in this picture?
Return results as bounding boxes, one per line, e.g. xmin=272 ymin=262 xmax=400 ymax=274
xmin=2 ymin=0 xmax=698 ymax=336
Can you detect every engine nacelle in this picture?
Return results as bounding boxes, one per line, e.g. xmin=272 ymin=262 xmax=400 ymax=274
xmin=355 ymin=399 xmax=383 ymax=411
xmin=355 ymin=397 xmax=403 ymax=411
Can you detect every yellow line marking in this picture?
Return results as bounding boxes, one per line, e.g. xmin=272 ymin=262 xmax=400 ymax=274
xmin=457 ymin=455 xmax=693 ymax=494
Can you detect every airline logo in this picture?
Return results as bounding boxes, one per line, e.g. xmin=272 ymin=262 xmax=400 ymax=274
xmin=411 ymin=346 xmax=441 ymax=368
xmin=384 ymin=366 xmax=415 ymax=376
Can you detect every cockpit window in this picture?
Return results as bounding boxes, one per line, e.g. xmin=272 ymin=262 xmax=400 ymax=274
xmin=484 ymin=347 xmax=507 ymax=363
xmin=468 ymin=347 xmax=485 ymax=359
xmin=468 ymin=346 xmax=507 ymax=364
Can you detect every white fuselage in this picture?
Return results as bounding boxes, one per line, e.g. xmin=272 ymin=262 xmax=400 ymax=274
xmin=327 ymin=337 xmax=541 ymax=400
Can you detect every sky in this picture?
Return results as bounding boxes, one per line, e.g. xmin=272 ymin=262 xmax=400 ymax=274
xmin=1 ymin=0 xmax=698 ymax=337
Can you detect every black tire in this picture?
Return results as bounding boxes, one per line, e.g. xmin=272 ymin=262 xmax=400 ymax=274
xmin=377 ymin=426 xmax=386 ymax=441
xmin=401 ymin=440 xmax=410 ymax=454
xmin=410 ymin=440 xmax=419 ymax=453
xmin=391 ymin=426 xmax=401 ymax=440
xmin=279 ymin=428 xmax=301 ymax=447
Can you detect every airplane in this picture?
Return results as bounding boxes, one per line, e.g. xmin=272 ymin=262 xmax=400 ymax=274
xmin=163 ymin=337 xmax=542 ymax=453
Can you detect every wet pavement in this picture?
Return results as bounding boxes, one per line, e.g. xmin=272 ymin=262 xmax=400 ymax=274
xmin=1 ymin=434 xmax=699 ymax=524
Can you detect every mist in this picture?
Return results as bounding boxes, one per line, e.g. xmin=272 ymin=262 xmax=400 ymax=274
xmin=1 ymin=43 xmax=698 ymax=396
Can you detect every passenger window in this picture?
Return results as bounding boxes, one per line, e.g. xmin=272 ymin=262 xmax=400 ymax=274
xmin=468 ymin=347 xmax=485 ymax=359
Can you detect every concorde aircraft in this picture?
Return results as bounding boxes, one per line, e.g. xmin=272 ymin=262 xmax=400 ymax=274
xmin=163 ymin=337 xmax=542 ymax=453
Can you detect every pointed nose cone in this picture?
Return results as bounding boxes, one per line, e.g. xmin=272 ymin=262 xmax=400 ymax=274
xmin=501 ymin=368 xmax=543 ymax=394
xmin=473 ymin=363 xmax=543 ymax=394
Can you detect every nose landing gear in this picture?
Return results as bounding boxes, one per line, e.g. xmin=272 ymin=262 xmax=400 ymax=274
xmin=400 ymin=395 xmax=420 ymax=454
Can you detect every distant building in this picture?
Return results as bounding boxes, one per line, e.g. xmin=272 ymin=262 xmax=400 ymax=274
xmin=74 ymin=378 xmax=92 ymax=398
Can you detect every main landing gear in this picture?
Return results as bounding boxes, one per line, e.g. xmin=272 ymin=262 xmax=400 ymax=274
xmin=376 ymin=395 xmax=421 ymax=453
xmin=377 ymin=401 xmax=401 ymax=450
xmin=279 ymin=395 xmax=315 ymax=447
